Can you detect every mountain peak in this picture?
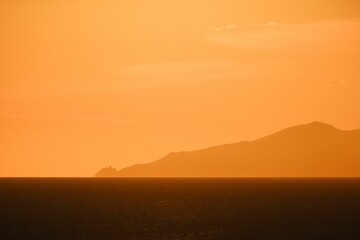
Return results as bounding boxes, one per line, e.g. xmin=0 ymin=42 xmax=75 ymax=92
xmin=292 ymin=121 xmax=338 ymax=132
xmin=306 ymin=121 xmax=335 ymax=128
xmin=297 ymin=121 xmax=341 ymax=133
xmin=254 ymin=121 xmax=338 ymax=144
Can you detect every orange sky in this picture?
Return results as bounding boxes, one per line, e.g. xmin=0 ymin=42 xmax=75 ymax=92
xmin=1 ymin=0 xmax=360 ymax=176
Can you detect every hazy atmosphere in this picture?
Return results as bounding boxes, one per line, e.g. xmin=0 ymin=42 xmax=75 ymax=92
xmin=1 ymin=0 xmax=360 ymax=177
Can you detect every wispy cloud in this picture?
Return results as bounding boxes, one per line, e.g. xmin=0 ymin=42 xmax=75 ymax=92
xmin=208 ymin=20 xmax=360 ymax=55
xmin=113 ymin=61 xmax=247 ymax=85
xmin=208 ymin=26 xmax=222 ymax=32
xmin=340 ymin=80 xmax=349 ymax=85
xmin=225 ymin=23 xmax=239 ymax=29
xmin=324 ymin=83 xmax=333 ymax=88
xmin=248 ymin=22 xmax=283 ymax=28
xmin=263 ymin=21 xmax=282 ymax=27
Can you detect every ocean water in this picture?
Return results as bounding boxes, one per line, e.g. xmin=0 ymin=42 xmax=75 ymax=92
xmin=0 ymin=178 xmax=359 ymax=240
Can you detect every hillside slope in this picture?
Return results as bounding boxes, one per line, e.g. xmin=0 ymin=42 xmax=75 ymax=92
xmin=95 ymin=122 xmax=360 ymax=177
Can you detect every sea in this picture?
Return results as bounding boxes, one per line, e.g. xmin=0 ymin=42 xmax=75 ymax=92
xmin=0 ymin=178 xmax=359 ymax=240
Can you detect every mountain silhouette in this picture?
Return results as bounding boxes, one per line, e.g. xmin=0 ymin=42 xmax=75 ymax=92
xmin=95 ymin=122 xmax=360 ymax=177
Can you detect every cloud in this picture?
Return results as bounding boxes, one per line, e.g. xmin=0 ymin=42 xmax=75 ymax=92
xmin=113 ymin=61 xmax=245 ymax=84
xmin=225 ymin=23 xmax=239 ymax=29
xmin=209 ymin=26 xmax=222 ymax=32
xmin=208 ymin=20 xmax=360 ymax=55
xmin=263 ymin=21 xmax=282 ymax=27
xmin=112 ymin=60 xmax=300 ymax=87
xmin=249 ymin=22 xmax=283 ymax=28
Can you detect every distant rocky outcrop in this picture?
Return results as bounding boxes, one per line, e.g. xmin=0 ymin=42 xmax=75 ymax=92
xmin=95 ymin=122 xmax=360 ymax=177
xmin=95 ymin=166 xmax=118 ymax=177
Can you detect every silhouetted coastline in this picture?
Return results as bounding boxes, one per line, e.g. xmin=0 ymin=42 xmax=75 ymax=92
xmin=96 ymin=122 xmax=360 ymax=177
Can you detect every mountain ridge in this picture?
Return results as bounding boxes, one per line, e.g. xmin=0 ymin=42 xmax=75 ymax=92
xmin=95 ymin=122 xmax=360 ymax=177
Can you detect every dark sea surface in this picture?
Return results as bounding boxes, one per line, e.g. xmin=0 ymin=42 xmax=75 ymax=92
xmin=0 ymin=178 xmax=359 ymax=240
